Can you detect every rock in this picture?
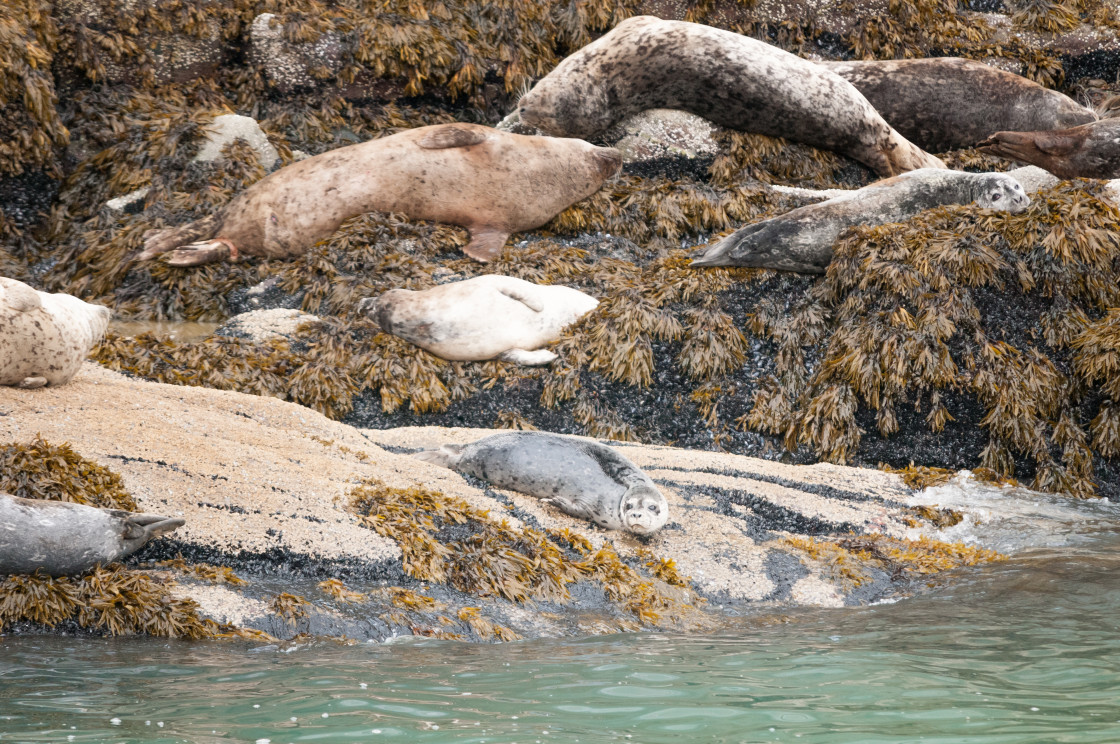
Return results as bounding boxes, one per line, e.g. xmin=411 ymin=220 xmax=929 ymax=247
xmin=249 ymin=13 xmax=344 ymax=94
xmin=226 ymin=277 xmax=307 ymax=315
xmin=214 ymin=308 xmax=320 ymax=344
xmin=977 ymin=13 xmax=1120 ymax=80
xmin=604 ymin=109 xmax=720 ymax=166
xmin=1007 ymin=166 xmax=1060 ymax=195
xmin=103 ymin=187 xmax=149 ymax=216
xmin=193 ymin=114 xmax=280 ymax=171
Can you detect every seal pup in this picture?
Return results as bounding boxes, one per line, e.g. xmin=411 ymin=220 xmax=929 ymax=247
xmin=415 ymin=432 xmax=669 ymax=535
xmin=515 ymin=16 xmax=944 ymax=177
xmin=0 ymin=277 xmax=111 ymax=389
xmin=692 ymin=169 xmax=1030 ymax=273
xmin=978 ymin=119 xmax=1120 ymax=179
xmin=0 ymin=493 xmax=185 ymax=577
xmin=821 ymin=58 xmax=1098 ymax=152
xmin=137 ymin=123 xmax=623 ymax=266
xmin=358 ymin=275 xmax=598 ymax=365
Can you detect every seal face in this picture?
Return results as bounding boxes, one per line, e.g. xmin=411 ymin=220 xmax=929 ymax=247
xmin=357 ymin=275 xmax=599 ymax=365
xmin=0 ymin=278 xmax=111 ymax=389
xmin=414 ymin=432 xmax=669 ymax=534
xmin=822 ymin=58 xmax=1098 ymax=152
xmin=692 ymin=169 xmax=1030 ymax=273
xmin=137 ymin=123 xmax=622 ymax=266
xmin=516 ymin=15 xmax=944 ymax=177
xmin=0 ymin=493 xmax=185 ymax=577
xmin=978 ymin=119 xmax=1120 ymax=179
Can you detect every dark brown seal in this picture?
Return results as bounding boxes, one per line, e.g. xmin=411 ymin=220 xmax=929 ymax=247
xmin=138 ymin=123 xmax=623 ymax=265
xmin=978 ymin=119 xmax=1120 ymax=179
xmin=822 ymin=58 xmax=1098 ymax=153
xmin=516 ymin=16 xmax=944 ymax=177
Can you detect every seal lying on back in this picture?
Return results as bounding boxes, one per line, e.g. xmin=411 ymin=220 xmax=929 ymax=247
xmin=137 ymin=123 xmax=623 ymax=266
xmin=358 ymin=275 xmax=598 ymax=365
xmin=0 ymin=493 xmax=185 ymax=577
xmin=821 ymin=58 xmax=1098 ymax=153
xmin=516 ymin=15 xmax=944 ymax=177
xmin=0 ymin=277 xmax=111 ymax=389
xmin=692 ymin=169 xmax=1029 ymax=273
xmin=978 ymin=119 xmax=1120 ymax=179
xmin=415 ymin=432 xmax=669 ymax=535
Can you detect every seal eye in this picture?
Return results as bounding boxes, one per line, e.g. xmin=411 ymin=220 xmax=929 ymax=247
xmin=991 ymin=193 xmax=1001 ymax=202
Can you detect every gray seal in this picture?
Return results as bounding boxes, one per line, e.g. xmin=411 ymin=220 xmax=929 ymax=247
xmin=692 ymin=169 xmax=1030 ymax=273
xmin=516 ymin=16 xmax=944 ymax=177
xmin=0 ymin=493 xmax=185 ymax=577
xmin=415 ymin=432 xmax=669 ymax=535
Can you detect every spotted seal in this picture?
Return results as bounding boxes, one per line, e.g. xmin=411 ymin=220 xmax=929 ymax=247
xmin=978 ymin=118 xmax=1120 ymax=179
xmin=821 ymin=58 xmax=1098 ymax=153
xmin=0 ymin=277 xmax=111 ymax=389
xmin=358 ymin=275 xmax=599 ymax=365
xmin=415 ymin=432 xmax=669 ymax=535
xmin=516 ymin=16 xmax=944 ymax=177
xmin=692 ymin=169 xmax=1030 ymax=273
xmin=0 ymin=493 xmax=185 ymax=577
xmin=137 ymin=123 xmax=622 ymax=266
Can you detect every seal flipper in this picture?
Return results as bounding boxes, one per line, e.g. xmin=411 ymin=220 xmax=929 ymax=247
xmin=163 ymin=238 xmax=237 ymax=266
xmin=17 ymin=376 xmax=47 ymax=389
xmin=979 ymin=130 xmax=1076 ymax=163
xmin=137 ymin=212 xmax=223 ymax=260
xmin=417 ymin=125 xmax=490 ymax=149
xmin=120 ymin=513 xmax=185 ymax=553
xmin=414 ymin=443 xmax=466 ymax=469
xmin=462 ymin=228 xmax=509 ymax=262
xmin=497 ymin=285 xmax=545 ymax=313
xmin=2 ymin=281 xmax=42 ymax=313
xmin=498 ymin=349 xmax=557 ymax=365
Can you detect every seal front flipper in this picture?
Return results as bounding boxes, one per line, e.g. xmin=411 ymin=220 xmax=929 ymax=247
xmin=498 ymin=349 xmax=557 ymax=365
xmin=413 ymin=443 xmax=467 ymax=469
xmin=417 ymin=124 xmax=490 ymax=149
xmin=2 ymin=280 xmax=42 ymax=313
xmin=163 ymin=238 xmax=238 ymax=267
xmin=462 ymin=228 xmax=510 ymax=262
xmin=17 ymin=376 xmax=47 ymax=389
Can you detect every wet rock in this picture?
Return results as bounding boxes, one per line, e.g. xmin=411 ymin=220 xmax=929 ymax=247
xmin=979 ymin=13 xmax=1120 ymax=80
xmin=103 ymin=187 xmax=150 ymax=216
xmin=249 ymin=13 xmax=344 ymax=94
xmin=227 ymin=277 xmax=307 ymax=315
xmin=193 ymin=114 xmax=280 ymax=171
xmin=214 ymin=308 xmax=321 ymax=344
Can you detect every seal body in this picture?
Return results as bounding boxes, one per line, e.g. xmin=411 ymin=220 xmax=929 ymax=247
xmin=516 ymin=16 xmax=944 ymax=177
xmin=0 ymin=278 xmax=111 ymax=389
xmin=0 ymin=493 xmax=185 ymax=577
xmin=822 ymin=58 xmax=1098 ymax=153
xmin=978 ymin=119 xmax=1120 ymax=179
xmin=358 ymin=275 xmax=599 ymax=365
xmin=415 ymin=432 xmax=669 ymax=534
xmin=138 ymin=123 xmax=623 ymax=266
xmin=692 ymin=169 xmax=1030 ymax=273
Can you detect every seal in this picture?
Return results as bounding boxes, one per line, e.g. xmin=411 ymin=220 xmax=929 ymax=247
xmin=978 ymin=118 xmax=1120 ymax=179
xmin=821 ymin=58 xmax=1098 ymax=153
xmin=358 ymin=275 xmax=599 ymax=365
xmin=515 ymin=16 xmax=945 ymax=177
xmin=415 ymin=432 xmax=669 ymax=535
xmin=692 ymin=169 xmax=1030 ymax=273
xmin=0 ymin=492 xmax=185 ymax=577
xmin=0 ymin=277 xmax=111 ymax=389
xmin=137 ymin=123 xmax=623 ymax=266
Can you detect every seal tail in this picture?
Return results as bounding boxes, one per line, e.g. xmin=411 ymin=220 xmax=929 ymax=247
xmin=881 ymin=130 xmax=946 ymax=176
xmin=136 ymin=212 xmax=223 ymax=261
xmin=413 ymin=444 xmax=466 ymax=469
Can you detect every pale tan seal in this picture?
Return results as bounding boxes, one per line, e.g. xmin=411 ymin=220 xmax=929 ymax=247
xmin=0 ymin=277 xmax=111 ymax=389
xmin=692 ymin=169 xmax=1029 ymax=273
xmin=0 ymin=492 xmax=184 ymax=577
xmin=415 ymin=432 xmax=669 ymax=535
xmin=516 ymin=16 xmax=945 ymax=177
xmin=137 ymin=123 xmax=623 ymax=266
xmin=358 ymin=275 xmax=599 ymax=365
xmin=979 ymin=118 xmax=1120 ymax=179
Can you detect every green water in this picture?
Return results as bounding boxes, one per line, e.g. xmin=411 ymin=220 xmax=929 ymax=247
xmin=4 ymin=539 xmax=1120 ymax=744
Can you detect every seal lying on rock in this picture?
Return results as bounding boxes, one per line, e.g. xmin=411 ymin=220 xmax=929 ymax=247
xmin=359 ymin=275 xmax=598 ymax=365
xmin=821 ymin=58 xmax=1098 ymax=153
xmin=0 ymin=493 xmax=185 ymax=577
xmin=516 ymin=15 xmax=944 ymax=177
xmin=415 ymin=432 xmax=669 ymax=535
xmin=978 ymin=119 xmax=1120 ymax=179
xmin=692 ymin=169 xmax=1030 ymax=273
xmin=0 ymin=277 xmax=111 ymax=389
xmin=137 ymin=123 xmax=623 ymax=265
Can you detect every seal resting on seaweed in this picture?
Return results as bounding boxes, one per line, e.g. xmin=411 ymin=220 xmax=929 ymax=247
xmin=0 ymin=277 xmax=111 ymax=389
xmin=821 ymin=58 xmax=1098 ymax=153
xmin=0 ymin=493 xmax=184 ymax=577
xmin=358 ymin=275 xmax=598 ymax=365
xmin=515 ymin=15 xmax=944 ymax=177
xmin=692 ymin=169 xmax=1029 ymax=273
xmin=978 ymin=119 xmax=1120 ymax=179
xmin=415 ymin=432 xmax=669 ymax=535
xmin=137 ymin=123 xmax=623 ymax=266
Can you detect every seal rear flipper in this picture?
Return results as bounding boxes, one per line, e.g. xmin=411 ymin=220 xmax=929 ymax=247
xmin=164 ymin=238 xmax=237 ymax=266
xmin=413 ymin=443 xmax=466 ymax=469
xmin=137 ymin=212 xmax=223 ymax=260
xmin=979 ymin=131 xmax=1075 ymax=164
xmin=498 ymin=348 xmax=557 ymax=366
xmin=462 ymin=228 xmax=509 ymax=262
xmin=418 ymin=124 xmax=490 ymax=149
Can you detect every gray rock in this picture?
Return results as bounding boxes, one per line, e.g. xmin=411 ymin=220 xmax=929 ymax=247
xmin=193 ymin=114 xmax=280 ymax=171
xmin=103 ymin=187 xmax=150 ymax=216
xmin=1007 ymin=166 xmax=1060 ymax=195
xmin=249 ymin=13 xmax=344 ymax=93
xmin=214 ymin=308 xmax=320 ymax=344
xmin=226 ymin=277 xmax=306 ymax=315
xmin=604 ymin=109 xmax=720 ymax=164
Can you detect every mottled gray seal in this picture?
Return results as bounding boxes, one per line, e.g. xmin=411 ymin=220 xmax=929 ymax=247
xmin=516 ymin=16 xmax=944 ymax=177
xmin=0 ymin=277 xmax=111 ymax=389
xmin=0 ymin=493 xmax=185 ymax=577
xmin=692 ymin=169 xmax=1029 ymax=273
xmin=821 ymin=58 xmax=1098 ymax=153
xmin=978 ymin=119 xmax=1120 ymax=179
xmin=138 ymin=123 xmax=622 ymax=266
xmin=415 ymin=432 xmax=669 ymax=535
xmin=358 ymin=275 xmax=599 ymax=365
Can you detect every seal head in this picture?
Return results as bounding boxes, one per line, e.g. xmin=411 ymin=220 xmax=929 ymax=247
xmin=620 ymin=484 xmax=668 ymax=535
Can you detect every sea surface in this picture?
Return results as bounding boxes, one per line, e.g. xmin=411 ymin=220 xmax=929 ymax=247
xmin=4 ymin=485 xmax=1120 ymax=744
